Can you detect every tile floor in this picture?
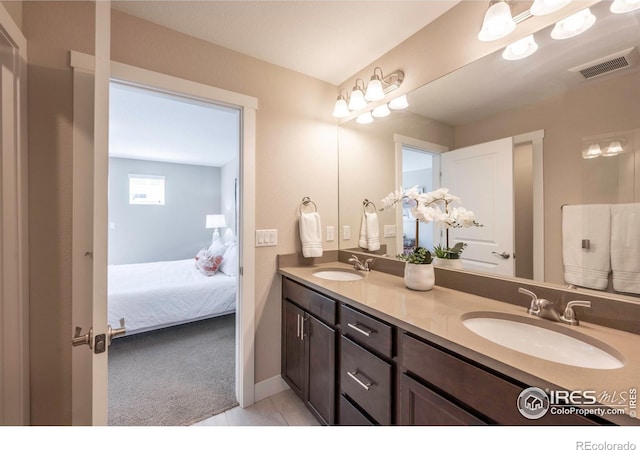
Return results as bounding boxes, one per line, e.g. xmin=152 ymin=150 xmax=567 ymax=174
xmin=193 ymin=388 xmax=320 ymax=426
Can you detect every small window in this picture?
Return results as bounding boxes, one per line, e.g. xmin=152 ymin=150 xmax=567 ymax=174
xmin=129 ymin=174 xmax=165 ymax=205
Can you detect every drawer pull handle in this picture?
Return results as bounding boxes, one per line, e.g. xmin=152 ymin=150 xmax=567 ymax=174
xmin=347 ymin=370 xmax=372 ymax=391
xmin=347 ymin=322 xmax=374 ymax=337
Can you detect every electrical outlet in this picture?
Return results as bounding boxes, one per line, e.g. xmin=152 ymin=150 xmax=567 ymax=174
xmin=326 ymin=226 xmax=335 ymax=242
xmin=343 ymin=225 xmax=351 ymax=240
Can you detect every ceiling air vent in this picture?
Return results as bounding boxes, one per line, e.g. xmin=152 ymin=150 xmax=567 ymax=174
xmin=569 ymin=47 xmax=639 ymax=80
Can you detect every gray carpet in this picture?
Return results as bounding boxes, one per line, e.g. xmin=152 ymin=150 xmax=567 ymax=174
xmin=108 ymin=314 xmax=238 ymax=426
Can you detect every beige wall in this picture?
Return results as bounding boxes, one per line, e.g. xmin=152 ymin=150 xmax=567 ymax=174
xmin=2 ymin=0 xmax=22 ymax=30
xmin=24 ymin=2 xmax=337 ymax=424
xmin=454 ymin=69 xmax=640 ymax=286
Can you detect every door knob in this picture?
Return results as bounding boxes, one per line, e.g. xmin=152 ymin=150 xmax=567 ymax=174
xmin=492 ymin=251 xmax=511 ymax=259
xmin=72 ymin=326 xmax=93 ymax=349
xmin=108 ymin=318 xmax=126 ymax=345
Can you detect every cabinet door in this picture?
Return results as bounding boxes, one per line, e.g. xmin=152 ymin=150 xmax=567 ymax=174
xmin=282 ymin=300 xmax=305 ymax=397
xmin=400 ymin=374 xmax=485 ymax=425
xmin=307 ymin=314 xmax=336 ymax=425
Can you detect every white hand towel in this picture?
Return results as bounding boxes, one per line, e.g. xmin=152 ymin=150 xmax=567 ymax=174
xmin=610 ymin=203 xmax=640 ymax=294
xmin=562 ymin=204 xmax=611 ymax=290
xmin=299 ymin=212 xmax=323 ymax=258
xmin=366 ymin=212 xmax=380 ymax=252
xmin=358 ymin=212 xmax=368 ymax=249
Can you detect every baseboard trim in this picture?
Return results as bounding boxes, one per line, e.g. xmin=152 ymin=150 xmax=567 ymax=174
xmin=254 ymin=375 xmax=290 ymax=402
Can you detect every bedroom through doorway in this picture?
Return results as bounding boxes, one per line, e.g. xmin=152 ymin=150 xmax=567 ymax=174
xmin=106 ymin=81 xmax=241 ymax=426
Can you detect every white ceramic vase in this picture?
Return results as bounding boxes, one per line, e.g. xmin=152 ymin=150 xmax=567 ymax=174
xmin=434 ymin=257 xmax=463 ymax=269
xmin=403 ymin=263 xmax=435 ymax=291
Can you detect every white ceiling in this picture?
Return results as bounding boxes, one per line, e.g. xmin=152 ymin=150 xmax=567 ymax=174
xmin=111 ymin=0 xmax=461 ymax=85
xmin=109 ymin=1 xmax=461 ymax=165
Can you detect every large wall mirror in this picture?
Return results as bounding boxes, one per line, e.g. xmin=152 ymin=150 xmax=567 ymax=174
xmin=338 ymin=1 xmax=640 ymax=301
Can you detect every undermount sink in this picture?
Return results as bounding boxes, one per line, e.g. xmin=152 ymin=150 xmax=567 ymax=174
xmin=312 ymin=268 xmax=364 ymax=281
xmin=461 ymin=312 xmax=625 ymax=370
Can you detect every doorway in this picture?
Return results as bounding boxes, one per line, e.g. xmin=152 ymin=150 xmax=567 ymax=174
xmin=106 ymin=81 xmax=240 ymax=425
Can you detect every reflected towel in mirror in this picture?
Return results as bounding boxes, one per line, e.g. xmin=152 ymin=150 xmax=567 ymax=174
xmin=611 ymin=203 xmax=640 ymax=294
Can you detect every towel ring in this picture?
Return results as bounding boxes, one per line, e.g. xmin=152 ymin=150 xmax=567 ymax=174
xmin=300 ymin=196 xmax=317 ymax=214
xmin=363 ymin=199 xmax=377 ymax=213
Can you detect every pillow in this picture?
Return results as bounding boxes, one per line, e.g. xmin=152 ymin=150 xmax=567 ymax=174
xmin=195 ymin=248 xmax=224 ymax=276
xmin=208 ymin=238 xmax=227 ymax=258
xmin=220 ymin=243 xmax=238 ymax=276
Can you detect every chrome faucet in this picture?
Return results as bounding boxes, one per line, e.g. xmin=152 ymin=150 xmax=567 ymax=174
xmin=518 ymin=287 xmax=591 ymax=326
xmin=348 ymin=255 xmax=374 ymax=271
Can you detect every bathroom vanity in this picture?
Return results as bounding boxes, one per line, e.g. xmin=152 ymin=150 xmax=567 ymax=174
xmin=279 ymin=255 xmax=640 ymax=426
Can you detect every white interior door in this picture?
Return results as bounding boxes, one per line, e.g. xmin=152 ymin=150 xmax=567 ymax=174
xmin=71 ymin=2 xmax=111 ymax=425
xmin=441 ymin=137 xmax=514 ymax=276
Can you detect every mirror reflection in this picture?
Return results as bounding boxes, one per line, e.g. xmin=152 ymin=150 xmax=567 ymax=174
xmin=338 ymin=1 xmax=640 ymax=300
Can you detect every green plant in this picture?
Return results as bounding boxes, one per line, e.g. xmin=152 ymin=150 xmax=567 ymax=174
xmin=397 ymin=247 xmax=433 ymax=264
xmin=433 ymin=242 xmax=467 ymax=260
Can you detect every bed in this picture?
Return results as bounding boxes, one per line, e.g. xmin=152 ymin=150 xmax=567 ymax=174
xmin=108 ymin=258 xmax=237 ymax=336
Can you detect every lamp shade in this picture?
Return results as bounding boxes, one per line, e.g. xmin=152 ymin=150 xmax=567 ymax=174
xmin=332 ymin=97 xmax=349 ymax=118
xmin=206 ymin=214 xmax=226 ymax=229
xmin=582 ymin=143 xmax=602 ymax=159
xmin=388 ymin=94 xmax=409 ymax=110
xmin=530 ymin=0 xmax=572 ymax=16
xmin=356 ymin=111 xmax=373 ymax=124
xmin=610 ymin=0 xmax=640 ymax=14
xmin=502 ymin=35 xmax=539 ymax=60
xmin=551 ymin=8 xmax=596 ymax=40
xmin=477 ymin=1 xmax=516 ymax=42
xmin=604 ymin=141 xmax=624 ymax=156
xmin=372 ymin=103 xmax=391 ymax=118
xmin=348 ymin=88 xmax=367 ymax=111
xmin=365 ymin=78 xmax=385 ymax=102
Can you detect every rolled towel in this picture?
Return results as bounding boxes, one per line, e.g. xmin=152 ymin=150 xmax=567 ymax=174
xmin=358 ymin=212 xmax=368 ymax=249
xmin=562 ymin=204 xmax=611 ymax=290
xmin=299 ymin=211 xmax=323 ymax=258
xmin=611 ymin=203 xmax=640 ymax=294
xmin=366 ymin=212 xmax=380 ymax=252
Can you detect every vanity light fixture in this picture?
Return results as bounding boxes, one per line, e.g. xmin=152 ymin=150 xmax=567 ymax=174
xmin=356 ymin=111 xmax=374 ymax=124
xmin=502 ymin=34 xmax=539 ymax=60
xmin=372 ymin=103 xmax=391 ymax=118
xmin=478 ymin=1 xmax=516 ymax=42
xmin=332 ymin=91 xmax=350 ymax=118
xmin=348 ymin=79 xmax=368 ymax=111
xmin=550 ymin=8 xmax=596 ymax=40
xmin=388 ymin=94 xmax=409 ymax=110
xmin=530 ymin=0 xmax=572 ymax=16
xmin=610 ymin=0 xmax=640 ymax=14
xmin=582 ymin=143 xmax=602 ymax=159
xmin=603 ymin=140 xmax=625 ymax=156
xmin=365 ymin=67 xmax=385 ymax=102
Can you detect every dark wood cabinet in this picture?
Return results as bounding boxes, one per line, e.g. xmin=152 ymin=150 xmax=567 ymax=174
xmin=282 ymin=279 xmax=336 ymax=425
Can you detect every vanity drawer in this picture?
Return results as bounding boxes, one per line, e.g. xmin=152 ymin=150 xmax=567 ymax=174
xmin=340 ymin=336 xmax=392 ymax=425
xmin=339 ymin=395 xmax=374 ymax=426
xmin=340 ymin=304 xmax=393 ymax=358
xmin=282 ymin=277 xmax=336 ymax=325
xmin=401 ymin=333 xmax=600 ymax=425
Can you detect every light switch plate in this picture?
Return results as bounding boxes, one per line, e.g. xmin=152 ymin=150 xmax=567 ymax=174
xmin=326 ymin=226 xmax=335 ymax=242
xmin=256 ymin=229 xmax=277 ymax=247
xmin=384 ymin=224 xmax=397 ymax=237
xmin=343 ymin=225 xmax=351 ymax=240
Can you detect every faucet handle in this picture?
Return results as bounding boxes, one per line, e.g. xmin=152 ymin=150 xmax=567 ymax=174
xmin=518 ymin=287 xmax=540 ymax=315
xmin=561 ymin=300 xmax=591 ymax=326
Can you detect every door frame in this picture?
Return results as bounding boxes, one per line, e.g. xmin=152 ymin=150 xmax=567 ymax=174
xmin=70 ymin=51 xmax=258 ymax=423
xmin=0 ymin=3 xmax=29 ymax=426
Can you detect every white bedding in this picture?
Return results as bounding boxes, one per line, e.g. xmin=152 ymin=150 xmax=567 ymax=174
xmin=108 ymin=259 xmax=236 ymax=336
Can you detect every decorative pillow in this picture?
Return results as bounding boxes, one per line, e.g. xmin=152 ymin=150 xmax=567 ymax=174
xmin=208 ymin=238 xmax=227 ymax=258
xmin=195 ymin=248 xmax=224 ymax=276
xmin=220 ymin=243 xmax=238 ymax=276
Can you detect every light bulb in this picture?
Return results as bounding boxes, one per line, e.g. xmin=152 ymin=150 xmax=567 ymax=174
xmin=356 ymin=111 xmax=373 ymax=124
xmin=388 ymin=94 xmax=409 ymax=110
xmin=582 ymin=143 xmax=602 ymax=159
xmin=551 ymin=8 xmax=596 ymax=40
xmin=502 ymin=35 xmax=538 ymax=60
xmin=478 ymin=1 xmax=516 ymax=42
xmin=372 ymin=104 xmax=390 ymax=118
xmin=604 ymin=141 xmax=624 ymax=156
